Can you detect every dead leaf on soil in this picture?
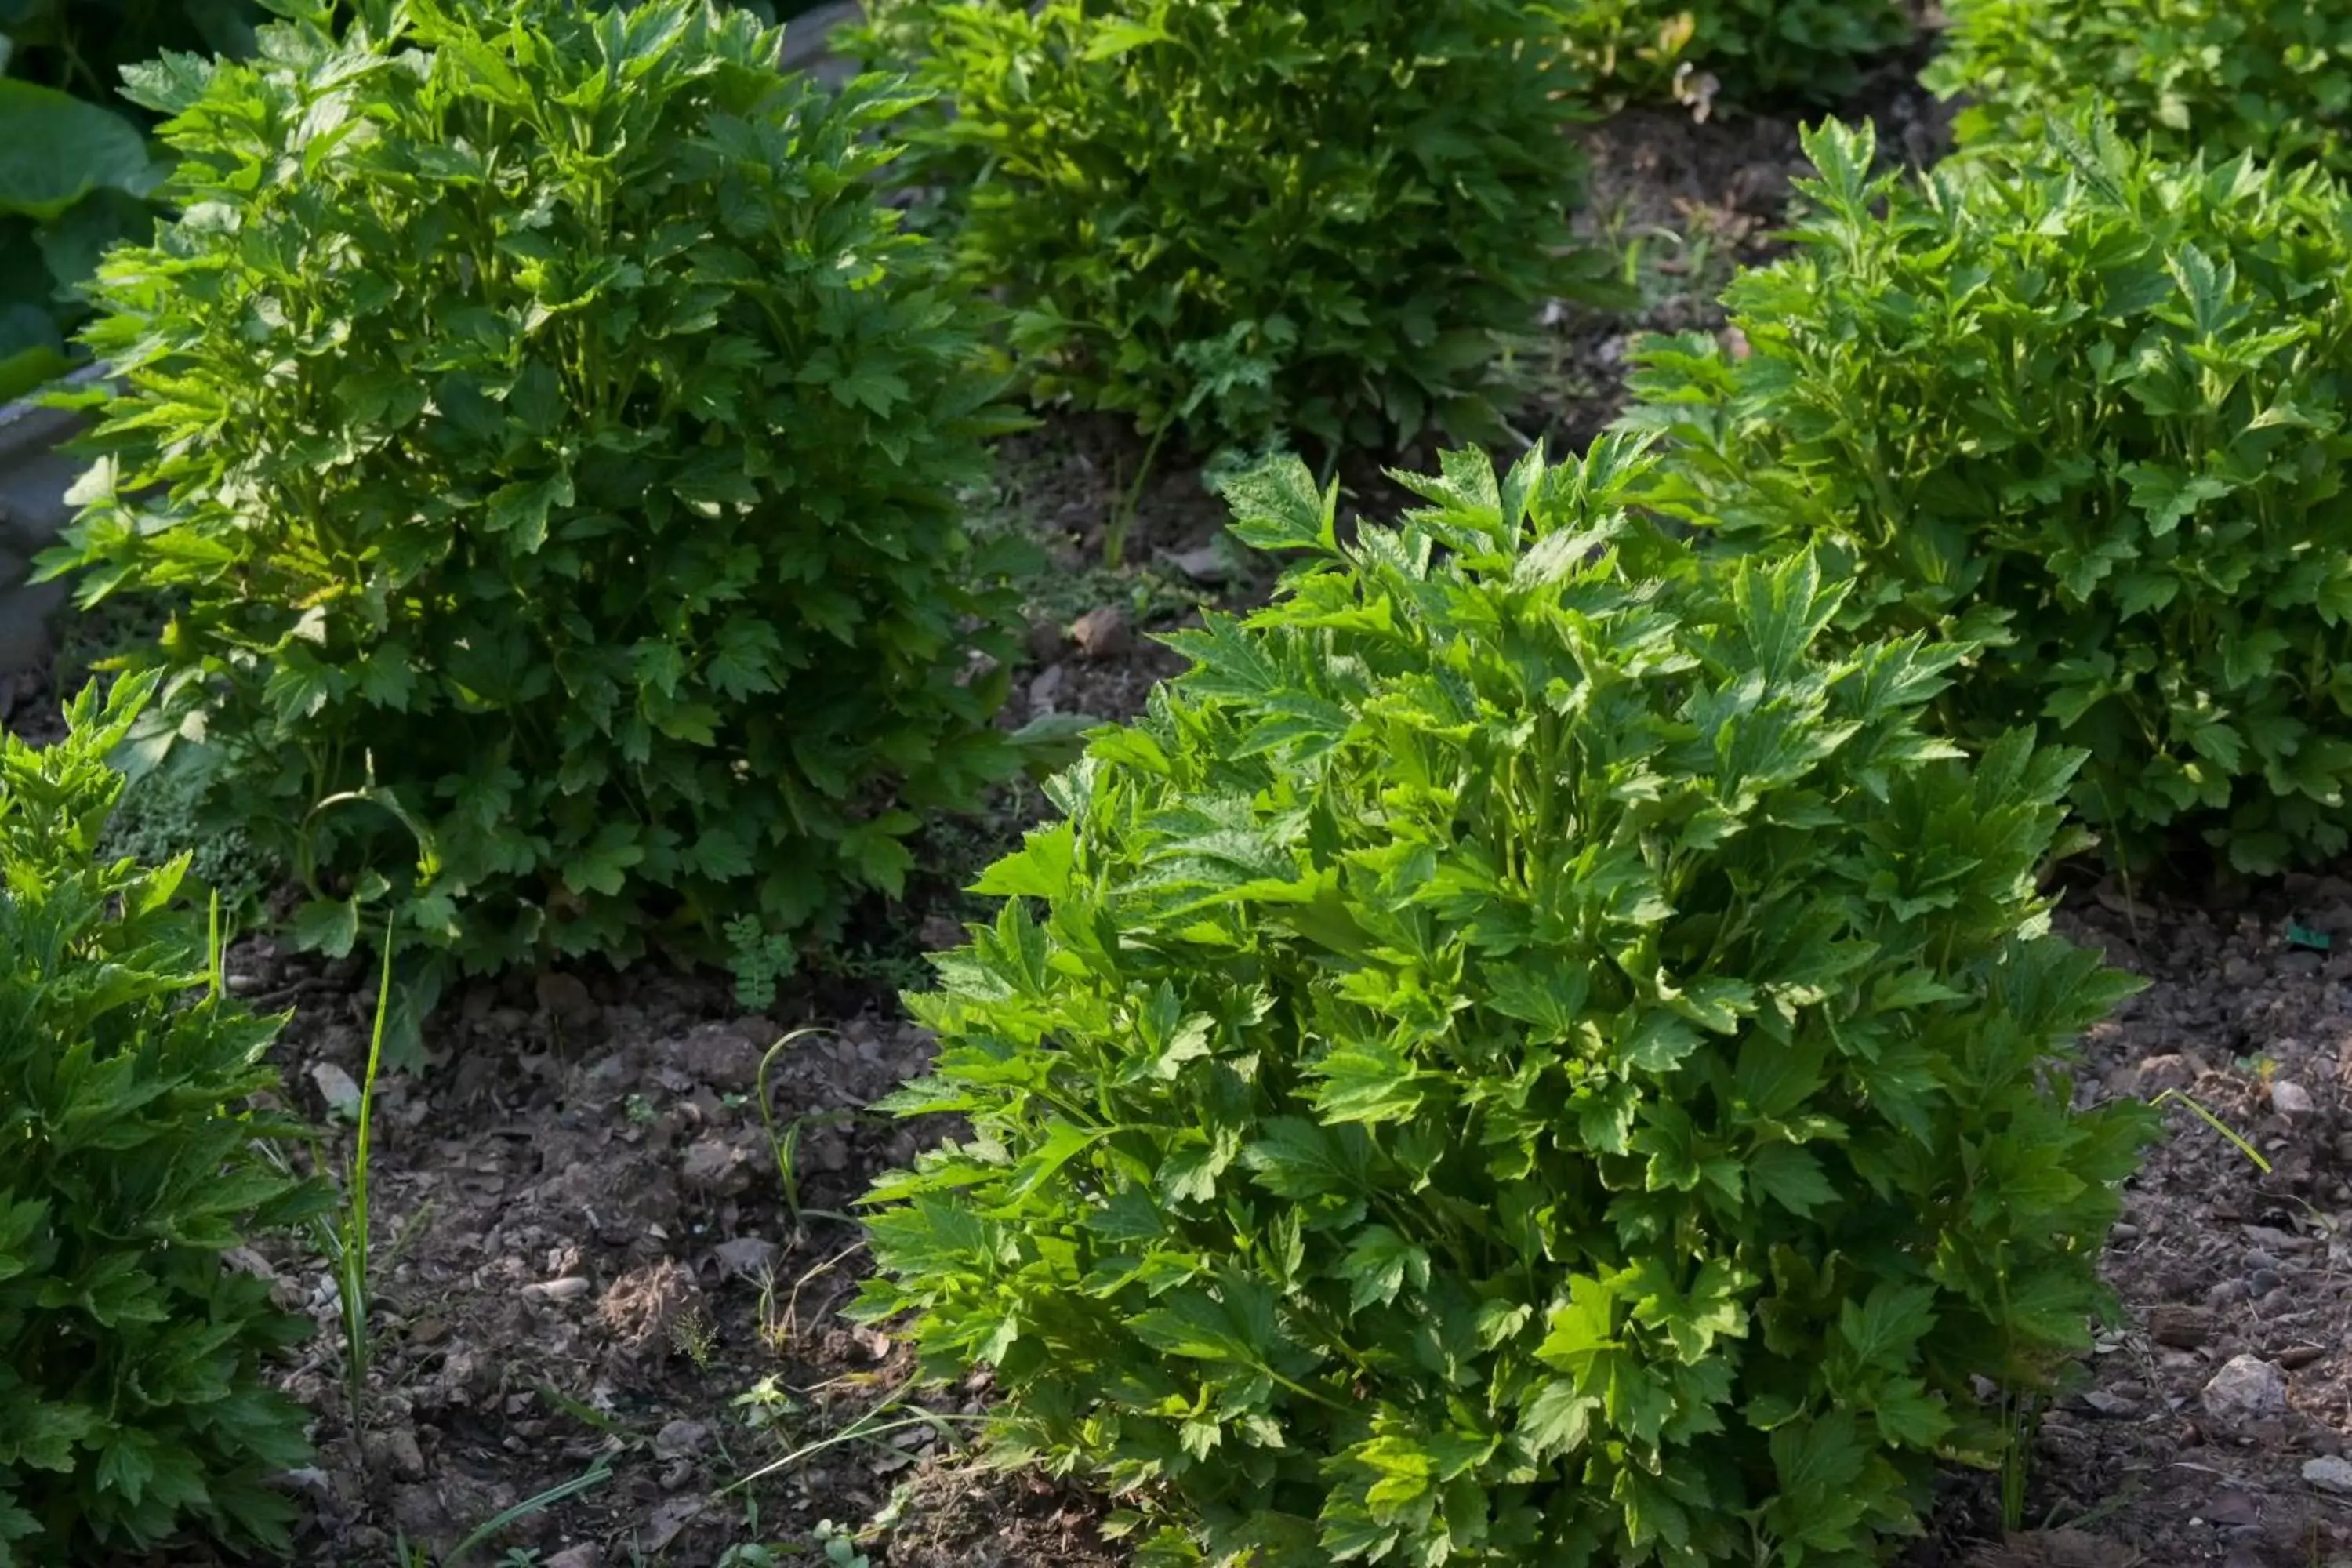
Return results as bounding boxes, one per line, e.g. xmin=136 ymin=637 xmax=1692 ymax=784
xmin=641 ymin=1494 xmax=705 ymax=1552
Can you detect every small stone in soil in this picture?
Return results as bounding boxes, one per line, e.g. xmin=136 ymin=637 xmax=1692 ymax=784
xmin=310 ymin=1062 xmax=363 ymax=1118
xmin=522 ymin=1276 xmax=593 ymax=1303
xmin=1070 ymin=606 xmax=1131 ymax=659
xmin=2201 ymin=1354 xmax=2289 ymax=1425
xmin=2304 ymin=1455 xmax=2352 ymax=1495
xmin=2272 ymin=1079 xmax=2317 ymax=1115
xmin=543 ymin=1548 xmax=600 ymax=1568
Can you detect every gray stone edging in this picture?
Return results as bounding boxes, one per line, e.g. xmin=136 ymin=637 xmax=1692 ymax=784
xmin=781 ymin=1 xmax=863 ymax=74
xmin=0 ymin=362 xmax=108 ymax=672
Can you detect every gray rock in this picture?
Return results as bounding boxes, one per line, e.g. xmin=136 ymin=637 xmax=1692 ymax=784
xmin=2201 ymin=1355 xmax=2288 ymax=1425
xmin=2303 ymin=1455 xmax=2352 ymax=1495
xmin=310 ymin=1062 xmax=363 ymax=1118
xmin=2271 ymin=1079 xmax=2317 ymax=1116
xmin=521 ymin=1276 xmax=593 ymax=1304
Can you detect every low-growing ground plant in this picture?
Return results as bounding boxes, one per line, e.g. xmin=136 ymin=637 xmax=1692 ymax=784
xmin=849 ymin=0 xmax=1612 ymax=466
xmin=854 ymin=439 xmax=2154 ymax=1565
xmin=97 ymin=750 xmax=273 ymax=917
xmin=44 ymin=0 xmax=1027 ymax=978
xmin=0 ymin=674 xmax=328 ymax=1563
xmin=1549 ymin=0 xmax=1911 ymax=108
xmin=1928 ymin=0 xmax=2352 ymax=174
xmin=1624 ymin=116 xmax=2352 ymax=873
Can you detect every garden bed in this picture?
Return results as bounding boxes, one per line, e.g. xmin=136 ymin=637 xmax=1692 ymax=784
xmin=191 ymin=866 xmax=2352 ymax=1568
xmin=13 ymin=34 xmax=2352 ymax=1568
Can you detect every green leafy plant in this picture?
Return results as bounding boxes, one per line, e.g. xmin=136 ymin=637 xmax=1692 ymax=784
xmin=0 ymin=673 xmax=330 ymax=1563
xmin=1928 ymin=0 xmax=2352 ymax=175
xmin=0 ymin=1 xmax=265 ymax=399
xmin=1547 ymin=0 xmax=1911 ymax=108
xmin=851 ymin=0 xmax=1612 ymax=467
xmin=726 ymin=915 xmax=795 ymax=1012
xmin=45 ymin=0 xmax=1028 ymax=978
xmin=853 ymin=438 xmax=2155 ymax=1566
xmin=1623 ymin=116 xmax=2352 ymax=873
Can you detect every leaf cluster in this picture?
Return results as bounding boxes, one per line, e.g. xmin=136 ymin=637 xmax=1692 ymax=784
xmin=0 ymin=2 xmax=264 ymax=399
xmin=848 ymin=0 xmax=1610 ymax=457
xmin=0 ymin=675 xmax=329 ymax=1565
xmin=1928 ymin=0 xmax=2352 ymax=176
xmin=1544 ymin=0 xmax=1911 ymax=107
xmin=1624 ymin=117 xmax=2352 ymax=873
xmin=46 ymin=0 xmax=1028 ymax=973
xmin=855 ymin=440 xmax=2154 ymax=1566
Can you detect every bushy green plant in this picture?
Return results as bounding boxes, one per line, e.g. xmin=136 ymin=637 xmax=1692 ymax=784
xmin=854 ymin=439 xmax=2154 ymax=1566
xmin=0 ymin=674 xmax=328 ymax=1563
xmin=1624 ymin=117 xmax=2352 ymax=873
xmin=45 ymin=0 xmax=1028 ymax=973
xmin=1928 ymin=0 xmax=2352 ymax=175
xmin=1548 ymin=0 xmax=1911 ymax=107
xmin=849 ymin=0 xmax=1610 ymax=459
